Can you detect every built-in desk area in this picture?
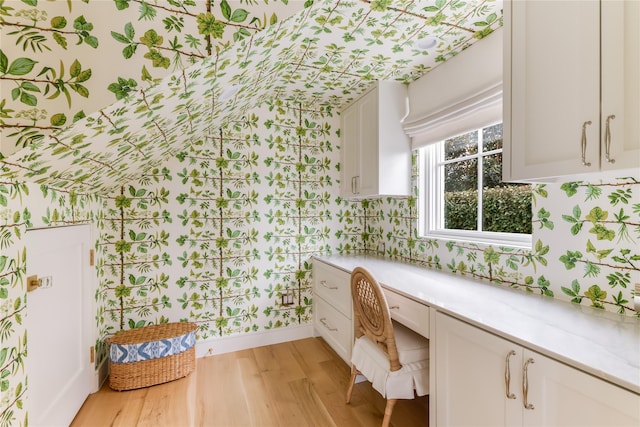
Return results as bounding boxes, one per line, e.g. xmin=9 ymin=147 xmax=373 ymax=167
xmin=312 ymin=254 xmax=640 ymax=427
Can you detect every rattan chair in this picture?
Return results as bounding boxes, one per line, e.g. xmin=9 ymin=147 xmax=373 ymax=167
xmin=346 ymin=267 xmax=429 ymax=427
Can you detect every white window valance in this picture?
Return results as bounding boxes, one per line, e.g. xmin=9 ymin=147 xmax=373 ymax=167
xmin=403 ymin=82 xmax=503 ymax=150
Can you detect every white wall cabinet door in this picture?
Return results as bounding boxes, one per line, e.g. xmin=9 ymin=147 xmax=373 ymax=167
xmin=600 ymin=0 xmax=640 ymax=172
xmin=504 ymin=0 xmax=600 ymax=181
xmin=341 ymin=101 xmax=360 ymax=197
xmin=435 ymin=313 xmax=640 ymax=427
xmin=356 ymin=88 xmax=379 ymax=196
xmin=504 ymin=0 xmax=639 ymax=181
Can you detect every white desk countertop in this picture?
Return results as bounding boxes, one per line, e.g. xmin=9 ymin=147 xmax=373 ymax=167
xmin=314 ymin=254 xmax=640 ymax=395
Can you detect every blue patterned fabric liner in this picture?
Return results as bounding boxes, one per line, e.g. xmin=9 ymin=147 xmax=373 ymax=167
xmin=110 ymin=330 xmax=196 ymax=364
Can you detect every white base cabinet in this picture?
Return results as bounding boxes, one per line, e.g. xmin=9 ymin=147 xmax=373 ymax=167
xmin=312 ymin=260 xmax=353 ymax=364
xmin=435 ymin=313 xmax=640 ymax=426
xmin=312 ymin=260 xmax=432 ymax=363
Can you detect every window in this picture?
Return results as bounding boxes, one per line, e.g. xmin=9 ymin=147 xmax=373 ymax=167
xmin=419 ymin=123 xmax=532 ymax=248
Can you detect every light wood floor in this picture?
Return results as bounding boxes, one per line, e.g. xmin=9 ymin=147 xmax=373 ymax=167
xmin=71 ymin=337 xmax=428 ymax=427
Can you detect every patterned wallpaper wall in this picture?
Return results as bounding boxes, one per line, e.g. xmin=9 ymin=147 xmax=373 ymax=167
xmin=0 ymin=182 xmax=27 ymax=427
xmin=370 ymin=166 xmax=640 ymax=316
xmin=96 ymin=101 xmax=341 ymax=345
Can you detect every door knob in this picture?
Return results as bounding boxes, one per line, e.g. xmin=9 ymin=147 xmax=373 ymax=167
xmin=27 ymin=275 xmax=41 ymax=292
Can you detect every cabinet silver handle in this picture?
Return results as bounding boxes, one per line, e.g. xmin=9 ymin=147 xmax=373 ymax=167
xmin=505 ymin=350 xmax=517 ymax=399
xmin=605 ymin=114 xmax=616 ymax=164
xmin=581 ymin=120 xmax=592 ymax=167
xmin=320 ymin=317 xmax=337 ymax=332
xmin=522 ymin=358 xmax=535 ymax=410
xmin=355 ymin=176 xmax=360 ymax=194
xmin=389 ymin=305 xmax=400 ymax=310
xmin=320 ymin=280 xmax=338 ymax=290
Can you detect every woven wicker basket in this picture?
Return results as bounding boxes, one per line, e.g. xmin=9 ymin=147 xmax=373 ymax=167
xmin=108 ymin=322 xmax=197 ymax=391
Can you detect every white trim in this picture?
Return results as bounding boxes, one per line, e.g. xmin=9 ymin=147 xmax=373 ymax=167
xmin=425 ymin=229 xmax=532 ymax=249
xmin=419 ymin=125 xmax=533 ymax=250
xmin=95 ymin=357 xmax=109 ymax=392
xmin=195 ymin=324 xmax=314 ymax=358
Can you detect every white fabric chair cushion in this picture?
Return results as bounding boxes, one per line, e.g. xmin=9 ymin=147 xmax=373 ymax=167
xmin=351 ymin=321 xmax=429 ymax=400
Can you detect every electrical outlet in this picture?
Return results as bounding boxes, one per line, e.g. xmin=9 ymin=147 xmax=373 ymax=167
xmin=281 ymin=290 xmax=294 ymax=306
xmin=377 ymin=241 xmax=386 ymax=255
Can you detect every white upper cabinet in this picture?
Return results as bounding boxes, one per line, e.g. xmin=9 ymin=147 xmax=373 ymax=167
xmin=340 ymin=81 xmax=411 ymax=198
xmin=503 ymin=0 xmax=640 ymax=181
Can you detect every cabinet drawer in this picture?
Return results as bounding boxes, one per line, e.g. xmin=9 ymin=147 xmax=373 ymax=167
xmin=314 ymin=296 xmax=352 ymax=364
xmin=313 ymin=261 xmax=351 ymax=317
xmin=383 ymin=288 xmax=430 ymax=338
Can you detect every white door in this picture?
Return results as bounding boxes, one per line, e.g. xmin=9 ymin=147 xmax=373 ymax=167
xmin=26 ymin=225 xmax=94 ymax=427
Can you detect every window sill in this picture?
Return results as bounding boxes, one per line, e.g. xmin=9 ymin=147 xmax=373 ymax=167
xmin=422 ymin=229 xmax=532 ymax=250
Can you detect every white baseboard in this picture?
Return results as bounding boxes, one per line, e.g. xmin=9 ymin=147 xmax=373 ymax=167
xmin=195 ymin=325 xmax=314 ymax=358
xmin=93 ymin=357 xmax=109 ymax=392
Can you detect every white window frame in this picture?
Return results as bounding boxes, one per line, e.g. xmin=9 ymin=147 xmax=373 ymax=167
xmin=418 ymin=123 xmax=532 ymax=249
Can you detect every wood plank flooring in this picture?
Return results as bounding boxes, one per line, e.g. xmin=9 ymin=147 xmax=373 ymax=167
xmin=71 ymin=337 xmax=428 ymax=427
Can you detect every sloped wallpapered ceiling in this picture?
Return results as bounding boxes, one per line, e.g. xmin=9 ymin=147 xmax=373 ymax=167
xmin=1 ymin=0 xmax=503 ymax=191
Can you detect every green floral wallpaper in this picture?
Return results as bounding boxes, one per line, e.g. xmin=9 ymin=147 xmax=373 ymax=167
xmin=0 ymin=182 xmax=27 ymax=427
xmin=1 ymin=0 xmax=501 ymax=166
xmin=0 ymin=0 xmax=307 ymax=157
xmin=0 ymin=0 xmax=637 ymax=425
xmin=94 ymin=101 xmax=339 ymax=346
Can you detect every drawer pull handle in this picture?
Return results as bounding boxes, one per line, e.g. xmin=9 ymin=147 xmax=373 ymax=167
xmin=581 ymin=120 xmax=592 ymax=167
xmin=320 ymin=280 xmax=338 ymax=290
xmin=389 ymin=305 xmax=400 ymax=310
xmin=523 ymin=358 xmax=535 ymax=410
xmin=605 ymin=114 xmax=616 ymax=164
xmin=505 ymin=350 xmax=517 ymax=400
xmin=320 ymin=318 xmax=338 ymax=332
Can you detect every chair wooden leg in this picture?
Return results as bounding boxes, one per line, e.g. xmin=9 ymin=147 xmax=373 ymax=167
xmin=382 ymin=398 xmax=397 ymax=427
xmin=346 ymin=364 xmax=358 ymax=404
